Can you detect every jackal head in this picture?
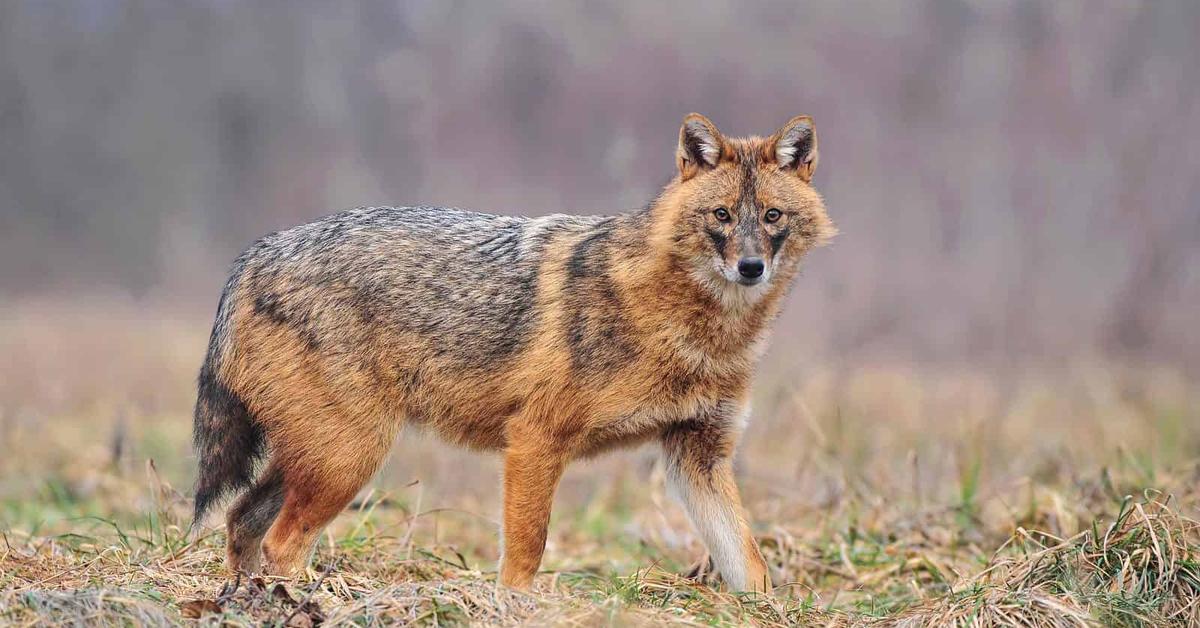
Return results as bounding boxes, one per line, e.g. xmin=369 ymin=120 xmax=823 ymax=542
xmin=661 ymin=113 xmax=835 ymax=302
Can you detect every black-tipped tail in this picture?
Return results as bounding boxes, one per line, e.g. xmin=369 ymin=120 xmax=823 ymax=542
xmin=191 ymin=359 xmax=265 ymax=531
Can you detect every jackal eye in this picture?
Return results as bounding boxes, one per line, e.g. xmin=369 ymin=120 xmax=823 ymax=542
xmin=713 ymin=207 xmax=731 ymax=222
xmin=764 ymin=208 xmax=782 ymax=223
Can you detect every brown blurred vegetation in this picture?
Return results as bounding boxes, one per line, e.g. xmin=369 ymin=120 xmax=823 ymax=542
xmin=1 ymin=1 xmax=1198 ymax=370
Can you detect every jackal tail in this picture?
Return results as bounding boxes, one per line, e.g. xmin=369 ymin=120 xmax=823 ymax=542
xmin=191 ymin=276 xmax=265 ymax=531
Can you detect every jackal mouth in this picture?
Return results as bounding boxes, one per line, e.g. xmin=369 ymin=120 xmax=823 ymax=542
xmin=710 ymin=262 xmax=770 ymax=289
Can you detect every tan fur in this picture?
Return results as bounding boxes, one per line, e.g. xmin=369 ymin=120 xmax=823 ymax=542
xmin=196 ymin=113 xmax=834 ymax=593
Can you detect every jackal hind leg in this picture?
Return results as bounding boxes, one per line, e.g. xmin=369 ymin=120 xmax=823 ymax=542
xmin=260 ymin=421 xmax=395 ymax=575
xmin=225 ymin=462 xmax=285 ymax=574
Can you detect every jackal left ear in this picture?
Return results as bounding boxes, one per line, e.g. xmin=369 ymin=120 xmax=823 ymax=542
xmin=770 ymin=116 xmax=818 ymax=182
xmin=677 ymin=113 xmax=726 ymax=180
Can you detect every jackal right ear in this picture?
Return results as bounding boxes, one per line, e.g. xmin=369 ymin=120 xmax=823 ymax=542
xmin=677 ymin=113 xmax=725 ymax=180
xmin=769 ymin=115 xmax=818 ymax=182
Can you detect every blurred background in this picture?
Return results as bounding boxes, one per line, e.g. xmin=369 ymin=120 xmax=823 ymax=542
xmin=2 ymin=0 xmax=1198 ymax=368
xmin=2 ymin=1 xmax=1199 ymax=588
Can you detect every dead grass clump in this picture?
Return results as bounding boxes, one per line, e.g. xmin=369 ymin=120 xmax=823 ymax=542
xmin=324 ymin=578 xmax=540 ymax=625
xmin=552 ymin=567 xmax=851 ymax=626
xmin=894 ymin=494 xmax=1200 ymax=627
xmin=10 ymin=588 xmax=176 ymax=627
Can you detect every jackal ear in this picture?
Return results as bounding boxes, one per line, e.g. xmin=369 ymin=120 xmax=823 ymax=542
xmin=770 ymin=115 xmax=818 ymax=182
xmin=677 ymin=113 xmax=725 ymax=180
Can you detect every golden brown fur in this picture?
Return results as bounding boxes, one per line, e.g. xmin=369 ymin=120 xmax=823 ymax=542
xmin=192 ymin=113 xmax=834 ymax=592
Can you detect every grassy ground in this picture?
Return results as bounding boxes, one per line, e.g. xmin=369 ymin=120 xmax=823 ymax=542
xmin=2 ymin=300 xmax=1198 ymax=626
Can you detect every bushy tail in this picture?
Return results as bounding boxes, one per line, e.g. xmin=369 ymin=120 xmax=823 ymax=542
xmin=191 ymin=285 xmax=265 ymax=531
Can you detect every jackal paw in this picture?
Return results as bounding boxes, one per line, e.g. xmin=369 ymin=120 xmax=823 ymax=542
xmin=225 ymin=542 xmax=262 ymax=575
xmin=684 ymin=552 xmax=716 ymax=583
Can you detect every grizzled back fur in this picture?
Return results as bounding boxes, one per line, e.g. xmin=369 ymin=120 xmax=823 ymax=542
xmin=191 ymin=207 xmax=613 ymax=524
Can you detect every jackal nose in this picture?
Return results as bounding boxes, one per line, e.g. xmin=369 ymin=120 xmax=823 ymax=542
xmin=737 ymin=257 xmax=765 ymax=279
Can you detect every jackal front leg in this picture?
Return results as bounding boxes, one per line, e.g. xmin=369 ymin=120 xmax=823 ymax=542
xmin=662 ymin=404 xmax=770 ymax=593
xmin=499 ymin=437 xmax=567 ymax=590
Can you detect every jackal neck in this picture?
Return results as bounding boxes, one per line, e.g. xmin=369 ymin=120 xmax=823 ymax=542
xmin=603 ymin=203 xmax=791 ymax=364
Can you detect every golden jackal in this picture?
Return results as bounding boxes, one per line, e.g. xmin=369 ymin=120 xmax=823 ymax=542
xmin=193 ymin=113 xmax=834 ymax=592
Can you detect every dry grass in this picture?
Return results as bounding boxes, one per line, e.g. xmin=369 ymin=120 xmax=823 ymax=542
xmin=1 ymin=299 xmax=1198 ymax=626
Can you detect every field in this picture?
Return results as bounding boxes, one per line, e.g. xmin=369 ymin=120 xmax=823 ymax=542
xmin=2 ymin=299 xmax=1198 ymax=626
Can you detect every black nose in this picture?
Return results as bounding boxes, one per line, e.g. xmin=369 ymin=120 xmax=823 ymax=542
xmin=737 ymin=257 xmax=765 ymax=279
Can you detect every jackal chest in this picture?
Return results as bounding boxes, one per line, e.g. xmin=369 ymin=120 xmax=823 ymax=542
xmin=576 ymin=360 xmax=748 ymax=456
